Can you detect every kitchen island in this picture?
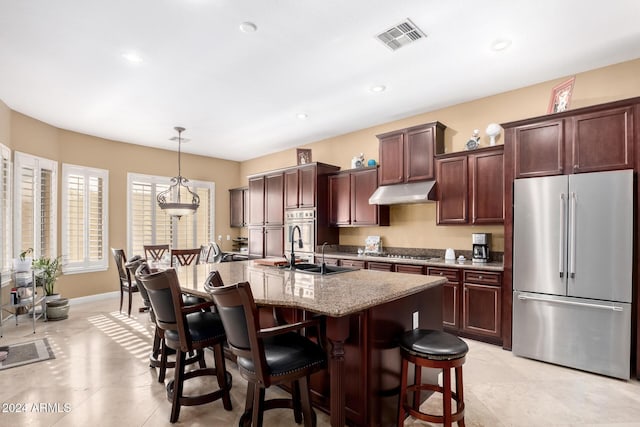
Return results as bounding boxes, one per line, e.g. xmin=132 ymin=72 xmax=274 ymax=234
xmin=175 ymin=260 xmax=447 ymax=427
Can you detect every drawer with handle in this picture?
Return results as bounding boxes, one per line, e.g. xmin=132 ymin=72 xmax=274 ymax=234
xmin=426 ymin=267 xmax=459 ymax=282
xmin=463 ymin=270 xmax=501 ymax=286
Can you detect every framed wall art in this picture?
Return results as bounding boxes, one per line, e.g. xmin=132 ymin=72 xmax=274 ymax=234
xmin=296 ymin=148 xmax=312 ymax=165
xmin=547 ymin=77 xmax=575 ymax=113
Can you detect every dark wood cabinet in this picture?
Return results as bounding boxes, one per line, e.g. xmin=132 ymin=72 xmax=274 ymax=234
xmin=470 ymin=147 xmax=505 ymax=224
xmin=229 ymin=187 xmax=247 ymax=227
xmin=264 ymin=225 xmax=284 ymax=257
xmin=367 ymin=261 xmax=394 ymax=272
xmin=511 ymin=106 xmax=634 ymax=178
xmin=427 ymin=267 xmax=460 ymax=331
xmin=248 ymin=176 xmax=265 ymax=226
xmin=395 ymin=264 xmax=425 ymax=274
xmin=462 ymin=270 xmax=502 ymax=341
xmin=247 ymin=226 xmax=264 ymax=258
xmin=285 ymin=165 xmax=317 ymax=209
xmin=570 ymin=106 xmax=634 ymax=173
xmin=339 ymin=259 xmax=366 ymax=269
xmin=377 ymin=121 xmax=445 ymax=185
xmin=264 ymin=173 xmax=284 ymax=225
xmin=435 ymin=156 xmax=468 ymax=224
xmin=435 ymin=146 xmax=504 ymax=225
xmin=328 ymin=167 xmax=389 ymax=227
xmin=328 ymin=173 xmax=351 ymax=225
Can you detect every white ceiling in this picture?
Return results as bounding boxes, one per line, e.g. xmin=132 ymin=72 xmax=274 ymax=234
xmin=0 ymin=1 xmax=638 ymax=161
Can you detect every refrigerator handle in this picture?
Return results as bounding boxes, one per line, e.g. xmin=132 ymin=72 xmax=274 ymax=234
xmin=559 ymin=193 xmax=566 ymax=278
xmin=569 ymin=192 xmax=577 ymax=279
xmin=517 ymin=294 xmax=623 ymax=312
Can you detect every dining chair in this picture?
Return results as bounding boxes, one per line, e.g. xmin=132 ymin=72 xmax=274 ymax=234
xmin=208 ymin=281 xmax=326 ymax=427
xmin=199 ymin=244 xmax=212 ymax=264
xmin=111 ymin=248 xmax=139 ymax=316
xmin=137 ymin=268 xmax=233 ymax=423
xmin=170 ymin=248 xmax=201 ymax=267
xmin=144 ymin=244 xmax=170 ymax=263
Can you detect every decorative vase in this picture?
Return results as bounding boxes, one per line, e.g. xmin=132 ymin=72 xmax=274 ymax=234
xmin=46 ymin=298 xmax=69 ymax=321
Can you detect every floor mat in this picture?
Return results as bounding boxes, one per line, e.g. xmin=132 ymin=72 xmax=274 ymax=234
xmin=0 ymin=338 xmax=55 ymax=370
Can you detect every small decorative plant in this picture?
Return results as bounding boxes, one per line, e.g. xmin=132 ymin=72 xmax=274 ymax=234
xmin=19 ymin=248 xmax=33 ymax=260
xmin=13 ymin=248 xmax=34 ymax=272
xmin=32 ymin=255 xmax=63 ymax=296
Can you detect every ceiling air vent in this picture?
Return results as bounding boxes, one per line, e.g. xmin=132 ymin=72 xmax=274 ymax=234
xmin=376 ymin=18 xmax=426 ymax=51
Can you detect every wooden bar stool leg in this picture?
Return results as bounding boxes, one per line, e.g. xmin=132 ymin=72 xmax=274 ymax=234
xmin=397 ymin=357 xmax=409 ymax=426
xmin=456 ymin=366 xmax=465 ymax=427
xmin=413 ymin=364 xmax=422 ymax=410
xmin=443 ymin=367 xmax=452 ymax=427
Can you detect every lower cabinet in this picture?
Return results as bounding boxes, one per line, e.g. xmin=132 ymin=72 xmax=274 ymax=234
xmin=248 ymin=226 xmax=284 ymax=258
xmin=339 ymin=259 xmax=366 ymax=269
xmin=367 ymin=261 xmax=394 ymax=271
xmin=462 ymin=270 xmax=502 ymax=341
xmin=427 ymin=266 xmax=502 ymax=344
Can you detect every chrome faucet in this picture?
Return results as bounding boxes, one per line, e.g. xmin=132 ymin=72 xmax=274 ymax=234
xmin=321 ymin=242 xmax=328 ymax=275
xmin=290 ymin=225 xmax=303 ymax=269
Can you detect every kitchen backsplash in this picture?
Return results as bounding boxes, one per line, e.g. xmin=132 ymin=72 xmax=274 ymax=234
xmin=319 ymin=244 xmax=504 ymax=263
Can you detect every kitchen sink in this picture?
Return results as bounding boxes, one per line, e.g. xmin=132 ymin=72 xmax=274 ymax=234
xmin=290 ymin=263 xmax=358 ymax=275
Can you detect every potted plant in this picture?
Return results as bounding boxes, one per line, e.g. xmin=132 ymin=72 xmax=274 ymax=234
xmin=32 ymin=255 xmax=69 ymax=320
xmin=13 ymin=248 xmax=33 ymax=272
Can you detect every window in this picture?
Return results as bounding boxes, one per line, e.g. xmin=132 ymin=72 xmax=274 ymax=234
xmin=127 ymin=173 xmax=214 ymax=257
xmin=61 ymin=164 xmax=109 ymax=274
xmin=14 ymin=152 xmax=57 ymax=260
xmin=0 ymin=144 xmax=11 ymax=278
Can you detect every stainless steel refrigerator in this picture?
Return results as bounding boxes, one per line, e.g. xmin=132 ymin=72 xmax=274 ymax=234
xmin=512 ymin=169 xmax=633 ymax=379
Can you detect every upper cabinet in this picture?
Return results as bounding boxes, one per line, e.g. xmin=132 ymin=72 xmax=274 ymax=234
xmin=435 ymin=145 xmax=504 ymax=225
xmin=329 ymin=167 xmax=389 ymax=227
xmin=285 ymin=164 xmax=318 ymax=209
xmin=509 ymin=105 xmax=634 ymax=178
xmin=377 ymin=121 xmax=446 ymax=185
xmin=229 ymin=187 xmax=248 ymax=227
xmin=247 ymin=172 xmax=284 ymax=226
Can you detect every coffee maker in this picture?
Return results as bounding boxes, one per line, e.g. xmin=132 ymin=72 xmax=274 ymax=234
xmin=472 ymin=233 xmax=490 ymax=263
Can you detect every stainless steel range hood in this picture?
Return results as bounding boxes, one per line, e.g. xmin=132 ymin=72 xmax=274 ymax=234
xmin=368 ymin=180 xmax=436 ymax=205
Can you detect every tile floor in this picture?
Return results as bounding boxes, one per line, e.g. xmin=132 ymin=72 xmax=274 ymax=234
xmin=0 ymin=295 xmax=639 ymax=427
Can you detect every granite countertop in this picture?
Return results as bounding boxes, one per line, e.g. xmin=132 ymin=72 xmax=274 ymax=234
xmin=318 ymin=251 xmax=504 ymax=272
xmin=174 ymin=260 xmax=447 ymax=317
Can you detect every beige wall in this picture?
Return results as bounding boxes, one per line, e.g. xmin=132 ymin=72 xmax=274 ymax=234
xmin=240 ymin=58 xmax=640 ymax=253
xmin=6 ymin=112 xmax=241 ymax=299
xmin=0 ymin=99 xmax=10 ymax=146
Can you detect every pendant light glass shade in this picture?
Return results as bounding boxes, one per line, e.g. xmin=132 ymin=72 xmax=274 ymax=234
xmin=157 ymin=126 xmax=200 ymax=218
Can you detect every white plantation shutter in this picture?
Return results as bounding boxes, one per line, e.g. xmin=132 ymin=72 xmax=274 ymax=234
xmin=14 ymin=152 xmax=57 ymax=260
xmin=127 ymin=173 xmax=214 ymax=257
xmin=61 ymin=164 xmax=109 ymax=273
xmin=0 ymin=144 xmax=11 ymax=278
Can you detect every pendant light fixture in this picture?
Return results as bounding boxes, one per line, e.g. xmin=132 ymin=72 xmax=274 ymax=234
xmin=156 ymin=126 xmax=200 ymax=218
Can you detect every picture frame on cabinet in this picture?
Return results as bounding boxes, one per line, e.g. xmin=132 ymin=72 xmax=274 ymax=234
xmin=547 ymin=76 xmax=575 ymax=113
xmin=297 ymin=148 xmax=312 ymax=165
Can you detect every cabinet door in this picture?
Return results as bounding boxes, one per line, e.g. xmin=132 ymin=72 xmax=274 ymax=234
xmin=469 ymin=147 xmax=504 ymax=224
xmin=329 ymin=174 xmax=351 ymax=226
xmin=514 ymin=119 xmax=564 ymax=178
xmin=265 ymin=173 xmax=284 ymax=225
xmin=284 ymin=169 xmax=299 ymax=209
xmin=463 ymin=283 xmax=501 ymax=338
xmin=248 ymin=227 xmax=264 ymax=258
xmin=436 ymin=156 xmax=468 ymax=224
xmin=570 ymin=106 xmax=634 ymax=173
xmin=264 ymin=226 xmax=284 ymax=258
xmin=427 ymin=267 xmax=460 ymax=331
xmin=248 ymin=177 xmax=265 ymax=226
xmin=378 ymin=132 xmax=404 ymax=185
xmin=406 ymin=125 xmax=437 ymax=181
xmin=299 ymin=165 xmax=317 ymax=207
xmin=351 ymin=168 xmax=378 ymax=226
xmin=229 ymin=188 xmax=246 ymax=227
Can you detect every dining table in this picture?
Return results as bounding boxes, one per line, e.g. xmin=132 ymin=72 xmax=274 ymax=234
xmin=167 ymin=259 xmax=447 ymax=427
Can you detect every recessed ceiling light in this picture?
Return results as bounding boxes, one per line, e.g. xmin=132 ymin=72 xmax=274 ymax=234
xmin=370 ymin=85 xmax=386 ymax=93
xmin=491 ymin=39 xmax=512 ymax=51
xmin=239 ymin=22 xmax=258 ymax=33
xmin=296 ymin=113 xmax=308 ymax=120
xmin=122 ymin=51 xmax=143 ymax=63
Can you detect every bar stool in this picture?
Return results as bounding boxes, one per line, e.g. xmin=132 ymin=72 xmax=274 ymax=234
xmin=397 ymin=329 xmax=468 ymax=427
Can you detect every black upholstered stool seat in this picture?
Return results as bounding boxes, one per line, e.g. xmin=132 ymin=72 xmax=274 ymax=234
xmin=400 ymin=329 xmax=469 ymax=360
xmin=398 ymin=329 xmax=468 ymax=427
xmin=164 ymin=311 xmax=226 ymax=345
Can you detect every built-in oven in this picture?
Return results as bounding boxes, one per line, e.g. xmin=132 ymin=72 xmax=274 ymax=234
xmin=285 ymin=209 xmax=316 ymax=263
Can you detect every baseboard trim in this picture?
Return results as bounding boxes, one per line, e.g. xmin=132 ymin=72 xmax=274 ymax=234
xmin=68 ymin=291 xmax=119 ymax=306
